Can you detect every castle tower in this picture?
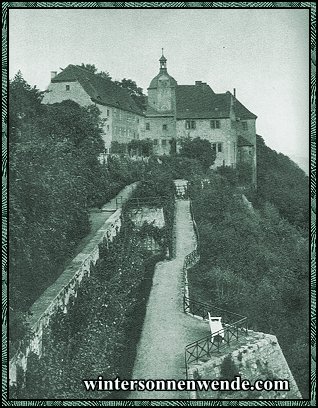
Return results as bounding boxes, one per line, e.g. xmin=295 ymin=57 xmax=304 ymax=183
xmin=147 ymin=50 xmax=177 ymax=113
xmin=145 ymin=51 xmax=177 ymax=155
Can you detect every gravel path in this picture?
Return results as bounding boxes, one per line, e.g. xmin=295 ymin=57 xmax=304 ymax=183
xmin=129 ymin=200 xmax=209 ymax=400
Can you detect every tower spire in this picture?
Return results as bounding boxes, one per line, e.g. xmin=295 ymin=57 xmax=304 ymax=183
xmin=159 ymin=49 xmax=167 ymax=71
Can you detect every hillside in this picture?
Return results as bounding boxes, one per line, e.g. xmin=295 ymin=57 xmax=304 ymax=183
xmin=187 ymin=174 xmax=309 ymax=398
xmin=249 ymin=135 xmax=309 ymax=231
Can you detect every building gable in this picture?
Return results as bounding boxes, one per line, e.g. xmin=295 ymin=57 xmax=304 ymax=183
xmin=51 ymin=65 xmax=144 ymax=116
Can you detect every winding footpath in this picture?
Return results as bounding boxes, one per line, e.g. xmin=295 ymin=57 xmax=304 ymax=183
xmin=129 ymin=200 xmax=209 ymax=400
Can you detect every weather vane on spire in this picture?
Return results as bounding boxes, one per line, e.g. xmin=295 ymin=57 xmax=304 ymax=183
xmin=162 ymin=48 xmax=164 ymax=56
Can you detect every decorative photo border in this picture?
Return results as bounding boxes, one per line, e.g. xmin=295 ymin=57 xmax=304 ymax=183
xmin=2 ymin=2 xmax=316 ymax=406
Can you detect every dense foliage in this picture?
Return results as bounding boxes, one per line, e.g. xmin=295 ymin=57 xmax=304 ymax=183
xmin=126 ymin=160 xmax=176 ymax=257
xmin=115 ymin=78 xmax=147 ymax=111
xmin=250 ymin=135 xmax=309 ymax=230
xmin=179 ymin=137 xmax=216 ymax=171
xmin=187 ymin=174 xmax=309 ymax=397
xmin=9 ymin=73 xmax=130 ymax=342
xmin=128 ymin=139 xmax=153 ymax=157
xmin=9 ymin=77 xmax=93 ymax=305
xmin=11 ymin=229 xmax=165 ymax=399
xmin=77 ymin=63 xmax=112 ymax=80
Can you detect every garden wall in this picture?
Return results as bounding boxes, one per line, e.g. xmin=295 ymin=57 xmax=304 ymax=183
xmin=9 ymin=209 xmax=122 ymax=386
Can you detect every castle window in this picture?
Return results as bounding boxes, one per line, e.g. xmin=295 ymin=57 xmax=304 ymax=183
xmin=153 ymin=139 xmax=158 ymax=145
xmin=162 ymin=139 xmax=167 ymax=146
xmin=185 ymin=120 xmax=196 ymax=129
xmin=217 ymin=143 xmax=223 ymax=153
xmin=242 ymin=121 xmax=248 ymax=130
xmin=107 ymin=125 xmax=110 ymax=131
xmin=66 ymin=85 xmax=70 ymax=91
xmin=146 ymin=123 xmax=150 ymax=130
xmin=211 ymin=120 xmax=220 ymax=129
xmin=212 ymin=143 xmax=216 ymax=151
xmin=163 ymin=124 xmax=167 ymax=131
xmin=107 ymin=109 xmax=110 ymax=116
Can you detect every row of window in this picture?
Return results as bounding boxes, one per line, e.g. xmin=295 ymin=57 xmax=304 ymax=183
xmin=185 ymin=120 xmax=221 ymax=130
xmin=145 ymin=120 xmax=235 ymax=131
xmin=146 ymin=123 xmax=168 ymax=131
xmin=153 ymin=139 xmax=223 ymax=151
xmin=114 ymin=127 xmax=137 ymax=138
xmin=113 ymin=108 xmax=138 ymax=123
xmin=185 ymin=119 xmax=248 ymax=130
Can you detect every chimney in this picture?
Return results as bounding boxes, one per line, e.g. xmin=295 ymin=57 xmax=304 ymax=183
xmin=51 ymin=71 xmax=57 ymax=80
xmin=195 ymin=81 xmax=202 ymax=86
xmin=233 ymin=88 xmax=236 ymax=98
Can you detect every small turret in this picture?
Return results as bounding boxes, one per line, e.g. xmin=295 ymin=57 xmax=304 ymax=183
xmin=159 ymin=48 xmax=167 ymax=71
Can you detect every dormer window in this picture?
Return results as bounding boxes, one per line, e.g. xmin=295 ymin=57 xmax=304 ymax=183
xmin=66 ymin=85 xmax=70 ymax=91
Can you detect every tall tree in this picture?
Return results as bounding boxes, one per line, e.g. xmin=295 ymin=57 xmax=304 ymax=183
xmin=9 ymin=71 xmax=44 ymax=143
xmin=9 ymin=74 xmax=106 ymax=340
xmin=116 ymin=78 xmax=147 ymax=110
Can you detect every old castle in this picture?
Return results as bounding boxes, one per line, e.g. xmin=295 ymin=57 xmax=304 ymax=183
xmin=43 ymin=53 xmax=257 ymax=184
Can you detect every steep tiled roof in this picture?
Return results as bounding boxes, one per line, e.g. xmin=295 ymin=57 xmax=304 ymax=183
xmin=51 ymin=64 xmax=143 ymax=115
xmin=176 ymin=85 xmax=257 ymax=120
xmin=176 ymin=85 xmax=228 ymax=119
xmin=234 ymin=99 xmax=257 ymax=120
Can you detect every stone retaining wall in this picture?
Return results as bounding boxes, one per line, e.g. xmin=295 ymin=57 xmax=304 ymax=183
xmin=189 ymin=331 xmax=302 ymax=399
xmin=9 ymin=209 xmax=122 ymax=386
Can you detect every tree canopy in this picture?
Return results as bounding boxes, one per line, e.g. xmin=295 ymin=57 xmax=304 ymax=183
xmin=179 ymin=137 xmax=216 ymax=171
xmin=9 ymin=73 xmax=107 ymax=337
xmin=115 ymin=78 xmax=147 ymax=110
xmin=78 ymin=63 xmax=112 ymax=80
xmin=188 ymin=174 xmax=309 ymax=397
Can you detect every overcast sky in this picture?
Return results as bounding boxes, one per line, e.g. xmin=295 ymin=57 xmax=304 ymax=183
xmin=9 ymin=8 xmax=309 ymax=162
